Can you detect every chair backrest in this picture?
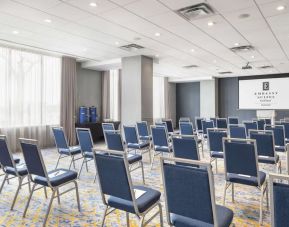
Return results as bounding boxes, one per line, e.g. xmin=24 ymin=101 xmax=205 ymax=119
xmin=210 ymin=118 xmax=217 ymax=127
xmin=269 ymin=173 xmax=289 ymax=227
xmin=201 ymin=120 xmax=214 ymax=136
xmin=123 ymin=125 xmax=139 ymax=144
xmin=265 ymin=125 xmax=285 ymax=147
xmin=52 ymin=127 xmax=68 ymax=149
xmin=257 ymin=119 xmax=266 ymax=130
xmin=105 ymin=131 xmax=124 ymax=151
xmin=172 ymin=135 xmax=200 ymax=166
xmin=265 ymin=118 xmax=272 ymax=125
xmin=151 ymin=126 xmax=169 ymax=148
xmin=243 ymin=121 xmax=258 ymax=136
xmin=207 ymin=129 xmax=227 ymax=152
xmin=76 ymin=128 xmax=94 ymax=154
xmin=136 ymin=121 xmax=149 ymax=137
xmin=102 ymin=123 xmax=115 ymax=132
xmin=0 ymin=135 xmax=15 ymax=168
xmin=19 ymin=139 xmax=47 ymax=179
xmin=229 ymin=124 xmax=246 ymax=139
xmin=179 ymin=122 xmax=194 ymax=136
xmin=223 ymin=138 xmax=259 ymax=183
xmin=94 ymin=151 xmax=134 ymax=204
xmin=280 ymin=122 xmax=289 ymax=139
xmin=228 ymin=117 xmax=239 ymax=125
xmin=195 ymin=117 xmax=204 ymax=132
xmin=163 ymin=119 xmax=174 ymax=133
xmin=179 ymin=117 xmax=190 ymax=123
xmin=249 ymin=130 xmax=275 ymax=158
xmin=216 ymin=118 xmax=227 ymax=129
xmin=160 ymin=157 xmax=217 ymax=226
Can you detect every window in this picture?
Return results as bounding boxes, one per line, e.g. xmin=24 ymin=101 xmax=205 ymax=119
xmin=153 ymin=76 xmax=165 ymax=119
xmin=109 ymin=69 xmax=120 ymax=121
xmin=0 ymin=46 xmax=61 ymax=128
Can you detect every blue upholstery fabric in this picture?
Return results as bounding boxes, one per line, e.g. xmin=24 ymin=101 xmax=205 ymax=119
xmin=155 ymin=145 xmax=172 ymax=153
xmin=77 ymin=129 xmax=93 ymax=155
xmin=0 ymin=138 xmax=14 ymax=167
xmin=124 ymin=126 xmax=139 ymax=144
xmin=5 ymin=165 xmax=28 ymax=176
xmin=179 ymin=123 xmax=194 ymax=136
xmin=216 ymin=119 xmax=227 ymax=129
xmin=127 ymin=154 xmax=142 ymax=164
xmin=275 ymin=146 xmax=286 ymax=152
xmin=163 ymin=120 xmax=174 ymax=133
xmin=127 ymin=141 xmax=150 ymax=149
xmin=83 ymin=151 xmax=94 ymax=159
xmin=228 ymin=118 xmax=238 ymax=125
xmin=210 ymin=118 xmax=217 ymax=127
xmin=229 ymin=125 xmax=246 ymax=139
xmin=20 ymin=142 xmax=46 ymax=177
xmin=105 ymin=132 xmax=124 ymax=151
xmin=139 ymin=135 xmax=151 ymax=141
xmin=52 ymin=128 xmax=69 ymax=149
xmin=258 ymin=155 xmax=279 ymax=164
xmin=171 ymin=205 xmax=233 ymax=227
xmin=280 ymin=122 xmax=289 ymax=141
xmin=249 ymin=132 xmax=275 ymax=158
xmin=102 ymin=123 xmax=115 ymax=131
xmin=163 ymin=163 xmax=214 ymax=224
xmin=273 ymin=182 xmax=289 ymax=227
xmin=155 ymin=122 xmax=167 ymax=131
xmin=257 ymin=119 xmax=265 ymax=130
xmin=208 ymin=130 xmax=227 ymax=154
xmin=95 ymin=153 xmax=132 ymax=200
xmin=211 ymin=151 xmax=224 ymax=158
xmin=151 ymin=127 xmax=169 ymax=149
xmin=202 ymin=121 xmax=214 ymax=136
xmin=196 ymin=118 xmax=204 ymax=132
xmin=265 ymin=125 xmax=285 ymax=148
xmin=34 ymin=168 xmax=77 ymax=187
xmin=227 ymin=171 xmax=266 ymax=186
xmin=59 ymin=146 xmax=81 ymax=156
xmin=265 ymin=119 xmax=271 ymax=125
xmin=136 ymin=122 xmax=149 ymax=139
xmin=108 ymin=185 xmax=161 ymax=214
xmin=244 ymin=122 xmax=257 ymax=136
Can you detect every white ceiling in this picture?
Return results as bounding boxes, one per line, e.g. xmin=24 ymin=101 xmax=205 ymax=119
xmin=0 ymin=0 xmax=289 ymax=80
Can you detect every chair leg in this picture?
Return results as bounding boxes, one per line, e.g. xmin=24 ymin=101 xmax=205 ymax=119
xmin=158 ymin=202 xmax=164 ymax=227
xmin=11 ymin=177 xmax=23 ymax=210
xmin=126 ymin=212 xmax=130 ymax=227
xmin=141 ymin=161 xmax=145 ymax=185
xmin=78 ymin=158 xmax=85 ymax=179
xmin=138 ymin=216 xmax=145 ymax=227
xmin=148 ymin=147 xmax=152 ymax=164
xmin=43 ymin=189 xmax=56 ymax=226
xmin=57 ymin=188 xmax=60 ymax=204
xmin=55 ymin=154 xmax=61 ymax=169
xmin=223 ymin=182 xmax=228 ymax=205
xmin=69 ymin=157 xmax=74 ymax=170
xmin=85 ymin=159 xmax=89 ymax=172
xmin=215 ymin=159 xmax=218 ymax=174
xmin=266 ymin=183 xmax=269 ymax=208
xmin=28 ymin=178 xmax=31 ymax=193
xmin=93 ymin=173 xmax=97 ymax=183
xmin=232 ymin=183 xmax=235 ymax=203
xmin=44 ymin=187 xmax=48 ymax=199
xmin=0 ymin=174 xmax=8 ymax=193
xmin=101 ymin=205 xmax=108 ymax=227
xmin=23 ymin=183 xmax=36 ymax=217
xmin=72 ymin=156 xmax=76 ymax=170
xmin=74 ymin=181 xmax=81 ymax=212
xmin=201 ymin=143 xmax=204 ymax=158
xmin=259 ymin=185 xmax=264 ymax=224
xmin=150 ymin=150 xmax=156 ymax=170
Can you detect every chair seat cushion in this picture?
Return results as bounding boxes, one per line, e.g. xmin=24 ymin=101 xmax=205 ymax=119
xmin=127 ymin=154 xmax=142 ymax=164
xmin=34 ymin=168 xmax=77 ymax=187
xmin=139 ymin=135 xmax=151 ymax=141
xmin=171 ymin=205 xmax=233 ymax=227
xmin=286 ymin=138 xmax=289 ymax=144
xmin=5 ymin=164 xmax=28 ymax=176
xmin=127 ymin=142 xmax=150 ymax=149
xmin=275 ymin=146 xmax=286 ymax=152
xmin=227 ymin=171 xmax=266 ymax=186
xmin=108 ymin=185 xmax=161 ymax=214
xmin=211 ymin=151 xmax=224 ymax=158
xmin=59 ymin=146 xmax=81 ymax=156
xmin=155 ymin=145 xmax=172 ymax=153
xmin=83 ymin=151 xmax=94 ymax=159
xmin=258 ymin=155 xmax=279 ymax=164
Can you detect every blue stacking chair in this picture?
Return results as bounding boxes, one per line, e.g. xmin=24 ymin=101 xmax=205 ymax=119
xmin=179 ymin=117 xmax=190 ymax=123
xmin=207 ymin=128 xmax=227 ymax=173
xmin=249 ymin=130 xmax=281 ymax=173
xmin=0 ymin=135 xmax=30 ymax=210
xmin=265 ymin=125 xmax=287 ymax=152
xmin=201 ymin=120 xmax=215 ymax=139
xmin=195 ymin=117 xmax=205 ymax=135
xmin=269 ymin=173 xmax=289 ymax=227
xmin=160 ymin=157 xmax=234 ymax=227
xmin=210 ymin=117 xmax=217 ymax=127
xmin=280 ymin=122 xmax=289 ymax=144
xmin=75 ymin=128 xmax=97 ymax=181
xmin=222 ymin=138 xmax=268 ymax=224
xmin=257 ymin=119 xmax=266 ymax=130
xmin=105 ymin=130 xmax=145 ymax=184
xmin=102 ymin=123 xmax=115 ymax=144
xmin=243 ymin=121 xmax=258 ymax=136
xmin=94 ymin=150 xmax=163 ymax=227
xmin=136 ymin=121 xmax=151 ymax=142
xmin=216 ymin=118 xmax=228 ymax=129
xmin=163 ymin=119 xmax=174 ymax=134
xmin=52 ymin=127 xmax=82 ymax=170
xmin=229 ymin=124 xmax=247 ymax=139
xmin=228 ymin=117 xmax=239 ymax=125
xmin=20 ymin=138 xmax=80 ymax=226
xmin=123 ymin=125 xmax=151 ymax=163
xmin=150 ymin=125 xmax=172 ymax=169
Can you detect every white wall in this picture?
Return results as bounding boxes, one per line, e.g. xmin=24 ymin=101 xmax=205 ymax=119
xmin=200 ymin=79 xmax=218 ymax=118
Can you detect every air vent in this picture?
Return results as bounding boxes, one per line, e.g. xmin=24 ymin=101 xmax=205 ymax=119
xmin=230 ymin=45 xmax=254 ymax=52
xmin=183 ymin=65 xmax=199 ymax=69
xmin=120 ymin=44 xmax=144 ymax=51
xmin=176 ymin=3 xmax=215 ymax=21
xmin=258 ymin=65 xmax=273 ymax=69
xmin=218 ymin=71 xmax=232 ymax=74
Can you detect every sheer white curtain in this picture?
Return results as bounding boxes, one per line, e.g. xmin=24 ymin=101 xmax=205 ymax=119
xmin=153 ymin=76 xmax=165 ymax=121
xmin=109 ymin=69 xmax=120 ymax=121
xmin=0 ymin=46 xmax=61 ymax=152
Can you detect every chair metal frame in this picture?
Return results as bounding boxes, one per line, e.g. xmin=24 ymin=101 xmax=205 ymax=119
xmin=228 ymin=117 xmax=239 ymax=125
xmin=19 ymin=138 xmax=81 ymax=227
xmin=52 ymin=126 xmax=82 ymax=170
xmin=94 ymin=150 xmax=163 ymax=227
xmin=243 ymin=121 xmax=258 ymax=136
xmin=179 ymin=117 xmax=190 ymax=123
xmin=228 ymin=124 xmax=247 ymax=139
xmin=222 ymin=138 xmax=268 ymax=224
xmin=0 ymin=135 xmax=31 ymax=210
xmin=195 ymin=117 xmax=205 ymax=135
xmin=160 ymin=156 xmax=219 ymax=226
xmin=201 ymin=120 xmax=215 ymax=139
xmin=102 ymin=122 xmax=115 ymax=145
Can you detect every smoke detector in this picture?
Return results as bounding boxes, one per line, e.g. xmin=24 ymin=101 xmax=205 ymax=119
xmin=176 ymin=3 xmax=215 ymax=21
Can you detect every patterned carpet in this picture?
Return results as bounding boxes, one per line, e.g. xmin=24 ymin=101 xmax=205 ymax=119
xmin=0 ymin=141 xmax=282 ymax=227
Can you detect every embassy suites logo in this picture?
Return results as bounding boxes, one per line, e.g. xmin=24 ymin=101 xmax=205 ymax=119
xmin=253 ymin=81 xmax=278 ymax=107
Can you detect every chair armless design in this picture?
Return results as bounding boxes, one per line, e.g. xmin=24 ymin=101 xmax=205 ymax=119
xmin=280 ymin=122 xmax=289 ymax=144
xmin=228 ymin=117 xmax=239 ymax=125
xmin=160 ymin=157 xmax=234 ymax=227
xmin=228 ymin=124 xmax=247 ymax=139
xmin=201 ymin=120 xmax=215 ymax=139
xmin=136 ymin=121 xmax=152 ymax=142
xmin=195 ymin=117 xmax=205 ymax=135
xmin=102 ymin=123 xmax=115 ymax=145
xmin=222 ymin=138 xmax=268 ymax=224
xmin=0 ymin=135 xmax=30 ymax=210
xmin=162 ymin=119 xmax=174 ymax=134
xmin=94 ymin=150 xmax=163 ymax=227
xmin=105 ymin=130 xmax=145 ymax=184
xmin=207 ymin=129 xmax=228 ymax=173
xmin=210 ymin=118 xmax=217 ymax=128
xmin=249 ymin=130 xmax=281 ymax=173
xmin=123 ymin=125 xmax=151 ymax=163
xmin=216 ymin=118 xmax=228 ymax=129
xmin=265 ymin=125 xmax=286 ymax=152
xmin=257 ymin=119 xmax=266 ymax=130
xmin=243 ymin=121 xmax=258 ymax=136
xmin=19 ymin=138 xmax=80 ymax=226
xmin=179 ymin=117 xmax=190 ymax=123
xmin=269 ymin=173 xmax=289 ymax=227
xmin=52 ymin=127 xmax=82 ymax=170
xmin=150 ymin=125 xmax=172 ymax=170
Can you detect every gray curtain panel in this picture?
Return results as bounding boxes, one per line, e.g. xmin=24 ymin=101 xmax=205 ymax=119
xmin=117 ymin=69 xmax=122 ymax=121
xmin=101 ymin=71 xmax=110 ymax=120
xmin=60 ymin=57 xmax=77 ymax=145
xmin=164 ymin=78 xmax=176 ymax=127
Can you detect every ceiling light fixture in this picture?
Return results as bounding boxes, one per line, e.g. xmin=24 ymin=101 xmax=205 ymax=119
xmin=191 ymin=49 xmax=195 ymax=52
xmin=276 ymin=5 xmax=285 ymax=11
xmin=115 ymin=41 xmax=119 ymax=45
xmin=12 ymin=30 xmax=19 ymax=34
xmin=44 ymin=19 xmax=52 ymax=23
xmin=155 ymin=32 xmax=161 ymax=37
xmin=251 ymin=55 xmax=255 ymax=59
xmin=207 ymin=21 xmax=215 ymax=26
xmin=89 ymin=2 xmax=97 ymax=7
xmin=234 ymin=42 xmax=239 ymax=46
xmin=213 ymin=59 xmax=217 ymax=63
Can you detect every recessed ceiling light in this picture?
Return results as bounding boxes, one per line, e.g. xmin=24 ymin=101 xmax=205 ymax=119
xmin=191 ymin=49 xmax=195 ymax=52
xmin=44 ymin=19 xmax=52 ymax=23
xmin=207 ymin=21 xmax=215 ymax=26
xmin=213 ymin=59 xmax=217 ymax=63
xmin=234 ymin=42 xmax=239 ymax=46
xmin=89 ymin=2 xmax=97 ymax=7
xmin=12 ymin=30 xmax=19 ymax=34
xmin=251 ymin=55 xmax=255 ymax=59
xmin=276 ymin=5 xmax=285 ymax=11
xmin=115 ymin=41 xmax=119 ymax=45
xmin=155 ymin=32 xmax=161 ymax=37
